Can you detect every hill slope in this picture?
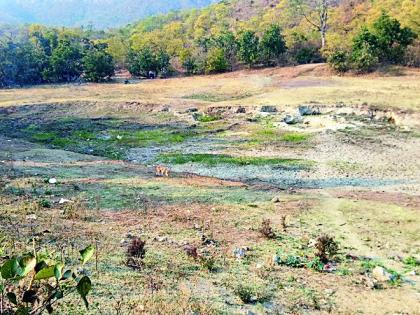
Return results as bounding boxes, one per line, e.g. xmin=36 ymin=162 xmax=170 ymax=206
xmin=0 ymin=0 xmax=219 ymax=28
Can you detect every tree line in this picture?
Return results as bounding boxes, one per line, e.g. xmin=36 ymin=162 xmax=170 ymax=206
xmin=0 ymin=26 xmax=114 ymax=87
xmin=0 ymin=0 xmax=418 ymax=87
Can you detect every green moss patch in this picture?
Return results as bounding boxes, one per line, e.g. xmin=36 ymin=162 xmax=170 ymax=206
xmin=157 ymin=153 xmax=310 ymax=168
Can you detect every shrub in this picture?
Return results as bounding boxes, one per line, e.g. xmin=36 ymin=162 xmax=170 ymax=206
xmin=314 ymin=235 xmax=338 ymax=263
xmin=126 ymin=237 xmax=146 ymax=270
xmin=372 ymin=12 xmax=417 ymax=64
xmin=204 ymin=47 xmax=229 ymax=74
xmin=327 ymin=49 xmax=350 ymax=73
xmin=260 ymin=219 xmax=276 ymax=239
xmin=260 ymin=24 xmax=287 ymax=66
xmin=237 ymin=30 xmax=260 ymax=67
xmin=232 ymin=280 xmax=272 ymax=304
xmin=83 ymin=45 xmax=115 ymax=82
xmin=351 ymin=45 xmax=379 ymax=73
xmin=127 ymin=237 xmax=146 ymax=259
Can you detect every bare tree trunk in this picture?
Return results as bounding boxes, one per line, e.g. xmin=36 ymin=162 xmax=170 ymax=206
xmin=319 ymin=0 xmax=328 ymax=48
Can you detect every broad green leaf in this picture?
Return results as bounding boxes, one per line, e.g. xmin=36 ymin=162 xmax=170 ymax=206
xmin=62 ymin=270 xmax=72 ymax=280
xmin=53 ymin=289 xmax=63 ymax=299
xmin=7 ymin=292 xmax=17 ymax=305
xmin=79 ymin=245 xmax=94 ymax=265
xmin=34 ymin=266 xmax=55 ymax=280
xmin=1 ymin=258 xmax=20 ymax=279
xmin=54 ymin=263 xmax=64 ymax=281
xmin=18 ymin=254 xmax=36 ymax=277
xmin=35 ymin=261 xmax=48 ymax=273
xmin=77 ymin=276 xmax=92 ymax=309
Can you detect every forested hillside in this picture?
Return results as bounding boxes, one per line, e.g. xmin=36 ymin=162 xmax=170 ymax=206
xmin=0 ymin=0 xmax=419 ymax=87
xmin=0 ymin=0 xmax=218 ymax=28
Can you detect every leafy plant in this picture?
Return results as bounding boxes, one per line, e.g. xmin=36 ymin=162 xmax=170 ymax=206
xmin=306 ymin=257 xmax=324 ymax=272
xmin=0 ymin=245 xmax=94 ymax=315
xmin=232 ymin=280 xmax=271 ymax=304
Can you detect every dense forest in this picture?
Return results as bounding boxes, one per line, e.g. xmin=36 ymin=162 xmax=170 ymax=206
xmin=0 ymin=0 xmax=419 ymax=87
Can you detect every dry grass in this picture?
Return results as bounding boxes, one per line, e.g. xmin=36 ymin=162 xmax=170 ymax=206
xmin=1 ymin=64 xmax=419 ymax=111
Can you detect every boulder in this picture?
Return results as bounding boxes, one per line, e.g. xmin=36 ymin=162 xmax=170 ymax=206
xmin=284 ymin=114 xmax=303 ymax=125
xmin=298 ymin=105 xmax=321 ymax=116
xmin=372 ymin=266 xmax=392 ymax=282
xmin=236 ymin=106 xmax=246 ymax=113
xmin=185 ymin=107 xmax=198 ymax=113
xmin=261 ymin=105 xmax=278 ymax=113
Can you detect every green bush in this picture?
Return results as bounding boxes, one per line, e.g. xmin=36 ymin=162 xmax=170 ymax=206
xmin=205 ymin=47 xmax=229 ymax=74
xmin=327 ymin=49 xmax=350 ymax=73
xmin=351 ymin=44 xmax=379 ymax=73
xmin=83 ymin=44 xmax=115 ymax=82
xmin=233 ymin=280 xmax=272 ymax=304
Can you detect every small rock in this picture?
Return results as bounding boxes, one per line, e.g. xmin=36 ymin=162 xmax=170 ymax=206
xmin=298 ymin=105 xmax=321 ymax=116
xmin=261 ymin=105 xmax=278 ymax=113
xmin=155 ymin=236 xmax=167 ymax=242
xmin=372 ymin=266 xmax=392 ymax=282
xmin=308 ymin=239 xmax=317 ymax=248
xmin=116 ymin=135 xmax=123 ymax=140
xmin=185 ymin=107 xmax=198 ymax=113
xmin=58 ymin=198 xmax=72 ymax=204
xmin=48 ymin=178 xmax=57 ymax=184
xmin=236 ymin=106 xmax=246 ymax=113
xmin=271 ymin=196 xmax=281 ymax=203
xmin=233 ymin=247 xmax=247 ymax=259
xmin=26 ymin=214 xmax=37 ymax=220
xmin=283 ymin=114 xmax=303 ymax=125
xmin=324 ymin=288 xmax=335 ymax=295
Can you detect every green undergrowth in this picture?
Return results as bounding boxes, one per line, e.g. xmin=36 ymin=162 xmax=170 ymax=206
xmin=157 ymin=153 xmax=311 ymax=168
xmin=85 ymin=182 xmax=274 ymax=210
xmin=21 ymin=121 xmax=194 ymax=159
xmin=183 ymin=92 xmax=253 ymax=102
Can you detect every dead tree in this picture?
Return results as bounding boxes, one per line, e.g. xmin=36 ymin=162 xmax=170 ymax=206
xmin=290 ymin=0 xmax=338 ymax=48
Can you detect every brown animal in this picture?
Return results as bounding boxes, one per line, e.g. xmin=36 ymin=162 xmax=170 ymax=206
xmin=155 ymin=165 xmax=170 ymax=177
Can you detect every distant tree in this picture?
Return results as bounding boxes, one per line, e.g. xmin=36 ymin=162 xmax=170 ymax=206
xmin=260 ymin=25 xmax=287 ymax=65
xmin=351 ymin=27 xmax=380 ymax=72
xmin=212 ymin=31 xmax=238 ymax=70
xmin=289 ymin=0 xmax=338 ymax=48
xmin=372 ymin=12 xmax=417 ymax=64
xmin=180 ymin=48 xmax=198 ymax=75
xmin=105 ymin=36 xmax=129 ymax=68
xmin=83 ymin=44 xmax=115 ymax=82
xmin=0 ymin=40 xmax=46 ymax=86
xmin=44 ymin=39 xmax=83 ymax=82
xmin=349 ymin=13 xmax=416 ymax=72
xmin=155 ymin=49 xmax=171 ymax=76
xmin=127 ymin=47 xmax=170 ymax=77
xmin=287 ymin=31 xmax=322 ymax=64
xmin=205 ymin=47 xmax=229 ymax=74
xmin=237 ymin=30 xmax=260 ymax=67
